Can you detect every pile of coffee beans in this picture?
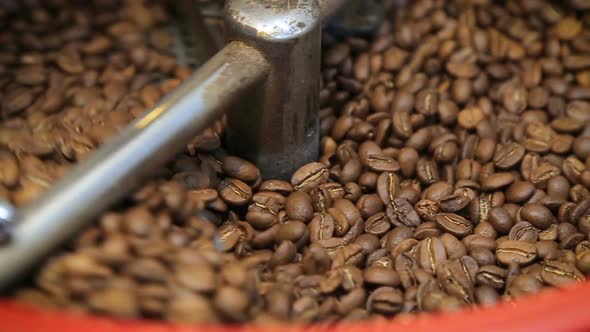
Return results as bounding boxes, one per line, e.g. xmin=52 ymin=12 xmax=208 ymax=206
xmin=5 ymin=0 xmax=590 ymax=325
xmin=0 ymin=0 xmax=200 ymax=207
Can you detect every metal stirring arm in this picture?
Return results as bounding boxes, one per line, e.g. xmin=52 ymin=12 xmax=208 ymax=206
xmin=0 ymin=0 xmax=354 ymax=290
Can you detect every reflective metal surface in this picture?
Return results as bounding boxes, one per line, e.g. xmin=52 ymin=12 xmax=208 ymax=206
xmin=225 ymin=0 xmax=322 ymax=180
xmin=0 ymin=201 xmax=15 ymax=245
xmin=0 ymin=42 xmax=269 ymax=290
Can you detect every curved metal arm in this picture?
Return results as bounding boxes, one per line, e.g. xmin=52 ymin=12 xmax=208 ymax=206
xmin=0 ymin=41 xmax=268 ymax=290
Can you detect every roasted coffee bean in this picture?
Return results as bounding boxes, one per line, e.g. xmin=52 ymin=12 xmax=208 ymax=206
xmin=333 ymin=198 xmax=362 ymax=225
xmin=356 ymin=194 xmax=384 ymax=219
xmin=437 ymin=191 xmax=471 ymax=212
xmin=246 ymin=196 xmax=281 ymax=229
xmin=435 ymin=213 xmax=473 ymax=238
xmin=476 ymin=265 xmax=507 ymax=290
xmin=366 ymin=287 xmax=403 ymax=314
xmin=386 ymin=198 xmax=421 ymax=227
xmin=437 ymin=256 xmax=478 ymax=303
xmin=506 ymin=274 xmax=543 ymax=298
xmin=218 ymin=179 xmax=252 ymax=206
xmin=508 ymin=222 xmax=539 ymax=243
xmin=416 ymin=158 xmax=439 ymax=185
xmin=481 ymin=173 xmax=515 ymax=191
xmin=376 ymin=172 xmax=400 ymax=205
xmin=417 ymin=237 xmax=447 ymax=275
xmin=364 ymin=212 xmax=391 ymax=236
xmin=506 ymin=181 xmax=536 ymax=203
xmin=277 ymin=221 xmax=309 ymax=248
xmin=540 ymin=261 xmax=584 ymax=287
xmin=12 ymin=0 xmax=590 ymax=324
xmin=440 ymin=234 xmax=467 ymax=259
xmin=415 ymin=89 xmax=438 ymax=116
xmin=291 ymin=162 xmax=329 ymax=192
xmin=496 ymin=240 xmax=537 ymax=266
xmin=529 ymin=162 xmax=561 ymax=188
xmin=458 ymin=107 xmax=484 ymax=130
xmin=520 ymin=203 xmax=555 ymax=230
xmin=364 ymin=266 xmax=401 ymax=288
xmin=365 ymin=154 xmax=400 ymax=173
xmin=398 ymin=147 xmax=419 ymax=178
xmin=309 ymin=213 xmax=335 ymax=242
xmin=222 ymin=156 xmax=260 ymax=183
xmin=285 ymin=191 xmax=314 ymax=223
xmin=488 ymin=207 xmax=514 ymax=235
xmin=423 ymin=182 xmax=453 ymax=202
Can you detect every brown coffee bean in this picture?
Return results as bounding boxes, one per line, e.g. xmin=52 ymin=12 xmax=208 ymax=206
xmin=222 ymin=156 xmax=259 ymax=183
xmin=503 ymin=84 xmax=528 ymax=113
xmin=270 ymin=240 xmax=298 ymax=267
xmin=365 ymin=154 xmax=400 ymax=173
xmin=397 ymin=147 xmax=419 ymax=178
xmin=554 ymin=17 xmax=582 ymax=40
xmin=328 ymin=207 xmax=351 ymax=237
xmin=364 ymin=212 xmax=391 ymax=236
xmin=309 ymin=213 xmax=335 ymax=242
xmin=541 ymin=260 xmax=584 ymax=287
xmin=562 ymin=156 xmax=585 ymax=184
xmin=437 ymin=191 xmax=471 ymax=212
xmin=0 ymin=151 xmax=19 ymax=187
xmin=437 ymin=256 xmax=478 ymax=303
xmin=88 ymin=287 xmax=139 ymax=318
xmin=435 ymin=213 xmax=473 ymax=238
xmin=56 ymin=51 xmax=85 ymax=74
xmin=15 ymin=65 xmax=46 ymax=85
xmin=364 ymin=266 xmax=400 ymax=287
xmin=386 ymin=198 xmax=421 ymax=227
xmin=218 ymin=178 xmax=252 ymax=206
xmin=520 ymin=203 xmax=555 ymax=230
xmin=446 ymin=62 xmax=480 ymax=79
xmin=174 ymin=264 xmax=216 ymax=293
xmin=506 ymin=273 xmax=543 ymax=298
xmin=3 ymin=88 xmax=34 ymax=115
xmin=488 ymin=207 xmax=514 ymax=235
xmin=508 ymin=222 xmax=539 ymax=243
xmin=458 ymin=107 xmax=484 ymax=129
xmin=415 ymin=89 xmax=438 ymax=116
xmin=376 ymin=172 xmax=400 ymax=205
xmin=475 ymin=286 xmax=499 ymax=306
xmin=506 ymin=181 xmax=536 ymax=203
xmin=481 ymin=172 xmax=514 ymax=191
xmin=552 ymin=117 xmax=584 ymax=134
xmin=277 ymin=221 xmax=309 ymax=248
xmin=392 ymin=110 xmax=413 ymax=139
xmin=333 ymin=198 xmax=362 ymax=225
xmin=259 ymin=180 xmax=293 ymax=195
xmin=451 ymin=78 xmax=472 ymax=105
xmin=291 ymin=162 xmax=329 ymax=192
xmin=415 ymin=199 xmax=439 ymax=222
xmin=325 ymin=43 xmax=350 ymax=66
xmin=476 ymin=265 xmax=507 ymax=290
xmin=246 ymin=196 xmax=281 ymax=229
xmin=285 ymin=191 xmax=314 ymax=223
xmin=353 ymin=233 xmax=380 ymax=255
xmin=417 ymin=237 xmax=447 ymax=275
xmin=416 ymin=158 xmax=439 ymax=185
xmin=214 ymin=286 xmax=249 ymax=322
xmin=494 ymin=143 xmax=525 ymax=169
xmin=496 ymin=240 xmax=537 ymax=266
xmin=366 ymin=287 xmax=403 ymax=314
xmin=529 ymin=162 xmax=561 ymax=188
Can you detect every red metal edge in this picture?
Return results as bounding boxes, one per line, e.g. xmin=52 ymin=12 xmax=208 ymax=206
xmin=2 ymin=281 xmax=590 ymax=332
